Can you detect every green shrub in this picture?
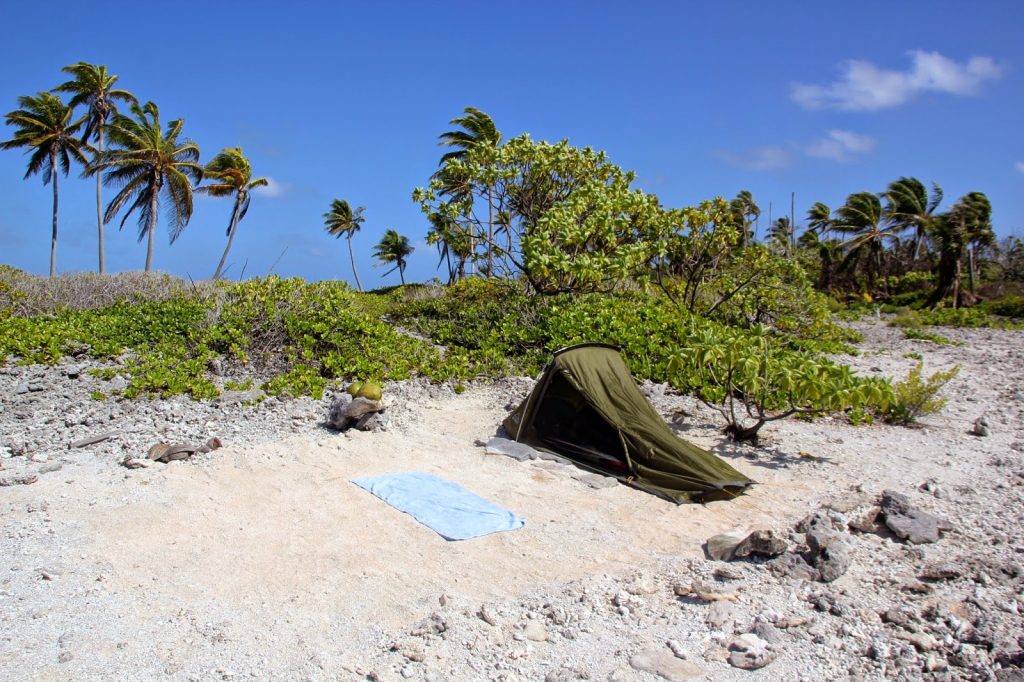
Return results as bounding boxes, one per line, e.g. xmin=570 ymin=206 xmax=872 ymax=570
xmin=889 ymin=310 xmax=923 ymax=328
xmin=885 ymin=362 xmax=960 ymax=425
xmin=985 ymin=295 xmax=1024 ymax=319
xmin=903 ymin=328 xmax=959 ymax=345
xmin=667 ymin=325 xmax=891 ymax=441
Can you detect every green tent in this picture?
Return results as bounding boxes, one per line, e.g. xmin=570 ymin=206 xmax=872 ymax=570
xmin=503 ymin=343 xmax=754 ymax=504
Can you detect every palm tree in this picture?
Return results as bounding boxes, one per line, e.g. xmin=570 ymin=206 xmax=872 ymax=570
xmin=797 ymin=227 xmax=840 ymax=291
xmin=884 ymin=177 xmax=943 ymax=261
xmin=197 ymin=147 xmax=268 ymax=280
xmin=729 ymin=190 xmax=760 ymax=246
xmin=373 ymin=229 xmax=414 ymax=285
xmin=53 ymin=62 xmax=136 ymax=273
xmin=767 ymin=216 xmax=793 ymax=254
xmin=832 ymin=191 xmax=902 ymax=294
xmin=426 ymin=211 xmax=474 ymax=284
xmin=323 ymin=198 xmax=365 ymax=291
xmin=92 ymin=101 xmax=202 ymax=272
xmin=437 ymin=107 xmax=502 ymax=275
xmin=1 ymin=92 xmax=88 ymax=277
xmin=805 ymin=202 xmax=833 ymax=237
xmin=927 ymin=192 xmax=992 ymax=308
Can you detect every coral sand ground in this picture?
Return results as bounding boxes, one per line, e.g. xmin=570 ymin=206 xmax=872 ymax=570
xmin=1 ymin=320 xmax=1023 ymax=681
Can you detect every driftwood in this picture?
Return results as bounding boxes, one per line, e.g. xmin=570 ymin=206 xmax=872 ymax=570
xmin=70 ymin=431 xmax=118 ymax=449
xmin=143 ymin=438 xmax=224 ymax=463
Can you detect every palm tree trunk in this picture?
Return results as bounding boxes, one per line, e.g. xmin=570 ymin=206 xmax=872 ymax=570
xmin=145 ymin=187 xmax=158 ymax=272
xmin=399 ymin=262 xmax=406 ymax=286
xmin=968 ymin=246 xmax=977 ymax=294
xmin=952 ymin=257 xmax=962 ymax=309
xmin=96 ymin=127 xmax=105 ymax=274
xmin=487 ymin=185 xmax=494 ymax=277
xmin=213 ymin=196 xmax=243 ymax=280
xmin=347 ymin=235 xmax=363 ymax=292
xmin=50 ymin=152 xmax=58 ymax=278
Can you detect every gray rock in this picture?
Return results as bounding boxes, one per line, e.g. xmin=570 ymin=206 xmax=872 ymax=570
xmin=727 ymin=633 xmax=776 ymax=670
xmin=806 ymin=527 xmax=840 ymax=553
xmin=815 ymin=538 xmax=853 ymax=582
xmin=768 ymin=552 xmax=820 ymax=582
xmin=629 ymin=647 xmax=704 ymax=681
xmin=705 ymin=601 xmax=738 ymax=630
xmin=798 ymin=509 xmax=838 ymax=533
xmin=108 ymin=376 xmax=128 ymax=393
xmin=478 ymin=606 xmax=499 ymax=626
xmin=326 ymin=395 xmax=384 ymax=431
xmin=14 ymin=382 xmax=30 ymax=395
xmin=343 ymin=397 xmax=382 ymax=419
xmin=706 ymin=529 xmax=749 ymax=561
xmin=572 ymin=472 xmax=618 ymax=489
xmin=920 ymin=562 xmax=964 ymax=581
xmin=879 ymin=490 xmax=952 ymax=544
xmin=751 ymin=619 xmax=784 ymax=645
xmin=354 ymin=411 xmax=386 ymax=432
xmin=326 ymin=393 xmax=353 ymax=429
xmin=733 ymin=529 xmax=788 ymax=559
xmin=38 ymin=462 xmax=63 ymax=474
xmin=485 ymin=437 xmax=540 ymax=462
xmin=971 ymin=416 xmax=990 ymax=437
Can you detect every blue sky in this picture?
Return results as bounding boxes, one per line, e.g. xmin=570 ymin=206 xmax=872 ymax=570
xmin=1 ymin=1 xmax=1021 ymax=288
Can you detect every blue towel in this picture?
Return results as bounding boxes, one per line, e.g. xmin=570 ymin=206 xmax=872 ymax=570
xmin=352 ymin=471 xmax=525 ymax=541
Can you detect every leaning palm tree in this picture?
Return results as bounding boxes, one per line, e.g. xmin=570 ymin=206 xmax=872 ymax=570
xmin=373 ymin=229 xmax=414 ymax=285
xmin=197 ymin=147 xmax=268 ymax=280
xmin=91 ymin=101 xmax=202 ymax=272
xmin=729 ymin=190 xmax=760 ymax=246
xmin=53 ymin=62 xmax=137 ymax=273
xmin=805 ymin=202 xmax=833 ymax=238
xmin=1 ymin=92 xmax=89 ymax=277
xmin=437 ymin=107 xmax=502 ymax=275
xmin=767 ymin=216 xmax=793 ymax=255
xmin=323 ymin=198 xmax=365 ymax=291
xmin=832 ymin=191 xmax=903 ymax=294
xmin=884 ymin=177 xmax=943 ymax=262
xmin=927 ymin=192 xmax=992 ymax=308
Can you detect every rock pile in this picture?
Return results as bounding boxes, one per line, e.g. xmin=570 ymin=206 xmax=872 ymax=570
xmin=325 ymin=393 xmax=388 ymax=432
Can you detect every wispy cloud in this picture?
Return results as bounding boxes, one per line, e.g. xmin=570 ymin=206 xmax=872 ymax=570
xmin=1016 ymin=161 xmax=1024 ymax=173
xmin=716 ymin=146 xmax=791 ymax=171
xmin=258 ymin=177 xmax=287 ymax=198
xmin=806 ymin=130 xmax=878 ymax=162
xmin=792 ymin=50 xmax=1001 ymax=111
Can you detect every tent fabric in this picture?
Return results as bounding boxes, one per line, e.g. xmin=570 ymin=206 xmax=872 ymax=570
xmin=503 ymin=343 xmax=753 ymax=504
xmin=352 ymin=471 xmax=526 ymax=540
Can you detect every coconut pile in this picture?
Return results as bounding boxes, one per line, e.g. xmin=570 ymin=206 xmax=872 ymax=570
xmin=1 ymin=319 xmax=1023 ymax=682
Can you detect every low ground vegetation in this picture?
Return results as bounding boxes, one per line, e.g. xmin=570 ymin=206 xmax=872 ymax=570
xmin=3 ymin=267 xmax=1001 ymax=440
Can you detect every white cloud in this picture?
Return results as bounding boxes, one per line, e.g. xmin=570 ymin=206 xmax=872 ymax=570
xmin=257 ymin=177 xmax=287 ymax=198
xmin=716 ymin=146 xmax=791 ymax=171
xmin=806 ymin=130 xmax=878 ymax=162
xmin=792 ymin=50 xmax=1001 ymax=111
xmin=1016 ymin=161 xmax=1024 ymax=173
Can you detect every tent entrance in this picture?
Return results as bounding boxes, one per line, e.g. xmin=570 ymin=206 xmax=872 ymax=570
xmin=531 ymin=372 xmax=630 ymax=476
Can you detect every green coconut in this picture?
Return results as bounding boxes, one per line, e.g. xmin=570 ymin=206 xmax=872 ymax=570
xmin=356 ymin=380 xmax=383 ymax=402
xmin=346 ymin=381 xmax=363 ymax=397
